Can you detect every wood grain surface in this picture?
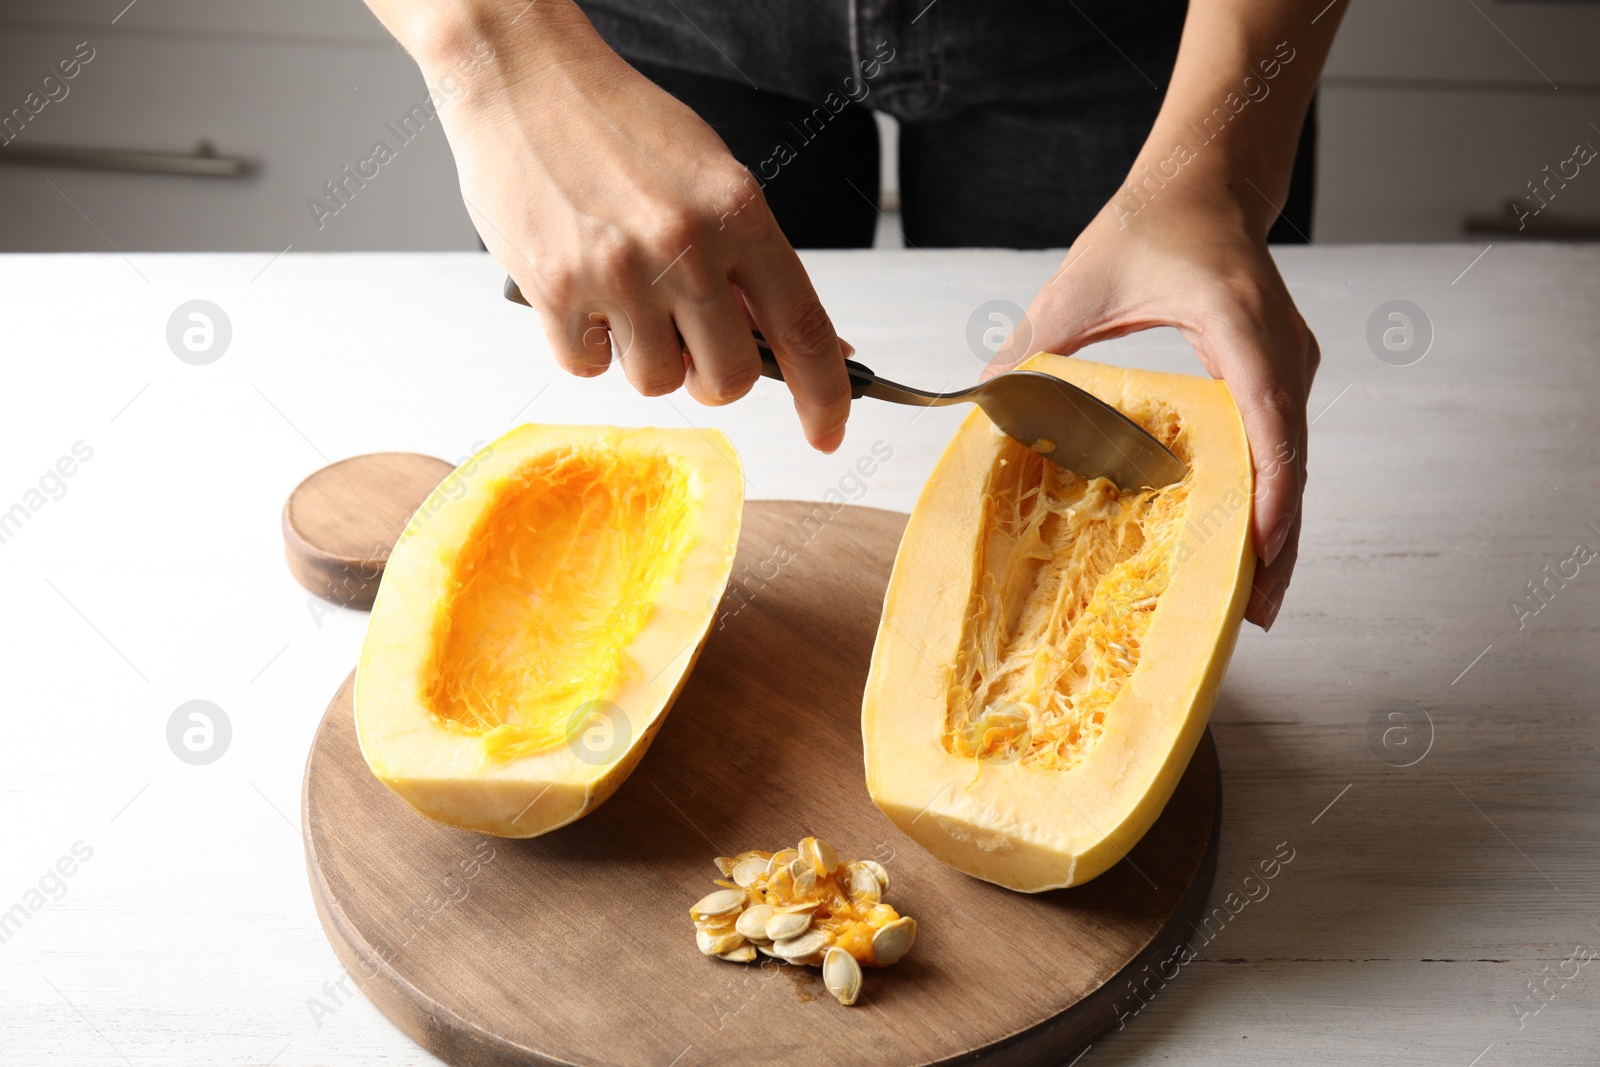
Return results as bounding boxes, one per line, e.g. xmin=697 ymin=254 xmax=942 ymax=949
xmin=282 ymin=452 xmax=455 ymax=609
xmin=302 ymin=500 xmax=1220 ymax=1067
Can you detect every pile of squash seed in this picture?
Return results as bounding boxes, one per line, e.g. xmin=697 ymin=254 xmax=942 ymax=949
xmin=689 ymin=836 xmax=917 ymax=1007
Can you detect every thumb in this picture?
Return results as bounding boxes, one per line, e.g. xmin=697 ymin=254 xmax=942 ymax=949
xmin=983 ymin=304 xmax=1039 ymax=381
xmin=984 ymin=260 xmax=1114 ymax=380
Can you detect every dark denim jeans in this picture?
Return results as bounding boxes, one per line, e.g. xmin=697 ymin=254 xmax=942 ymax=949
xmin=578 ymin=0 xmax=1314 ymax=248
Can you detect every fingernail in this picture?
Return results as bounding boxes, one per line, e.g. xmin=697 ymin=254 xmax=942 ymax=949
xmin=839 ymin=340 xmax=856 ymax=359
xmin=1263 ymin=580 xmax=1288 ymax=632
xmin=1264 ymin=515 xmax=1292 ymax=566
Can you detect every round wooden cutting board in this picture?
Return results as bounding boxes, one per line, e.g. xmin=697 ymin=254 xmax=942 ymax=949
xmin=302 ymin=500 xmax=1220 ymax=1067
xmin=282 ymin=451 xmax=456 ymax=609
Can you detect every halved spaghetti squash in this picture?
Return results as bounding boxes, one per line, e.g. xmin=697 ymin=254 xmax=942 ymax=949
xmin=862 ymin=355 xmax=1253 ymax=890
xmin=356 ymin=424 xmax=742 ymax=837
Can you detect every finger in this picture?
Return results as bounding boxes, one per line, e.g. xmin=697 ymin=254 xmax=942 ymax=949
xmin=613 ymin=307 xmax=687 ymax=397
xmin=732 ymin=241 xmax=851 ymax=453
xmin=1205 ymin=324 xmax=1310 ymax=577
xmin=677 ymin=285 xmax=761 ymax=407
xmin=532 ymin=296 xmax=614 ymax=379
xmin=736 ymin=284 xmax=856 ymax=362
xmin=524 ymin=267 xmax=617 ymax=379
xmin=1246 ymin=506 xmax=1302 ymax=630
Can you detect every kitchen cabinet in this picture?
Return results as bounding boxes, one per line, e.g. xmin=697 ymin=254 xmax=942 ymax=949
xmin=0 ymin=6 xmax=477 ymax=251
xmin=1316 ymin=0 xmax=1600 ymax=241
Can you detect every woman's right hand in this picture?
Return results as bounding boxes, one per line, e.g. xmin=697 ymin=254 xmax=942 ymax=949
xmin=375 ymin=0 xmax=855 ymax=451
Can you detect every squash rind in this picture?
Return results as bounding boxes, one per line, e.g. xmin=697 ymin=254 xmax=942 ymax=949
xmin=861 ymin=355 xmax=1253 ymax=891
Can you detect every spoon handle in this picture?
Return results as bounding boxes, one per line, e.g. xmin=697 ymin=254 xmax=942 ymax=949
xmin=752 ymin=331 xmax=969 ymax=408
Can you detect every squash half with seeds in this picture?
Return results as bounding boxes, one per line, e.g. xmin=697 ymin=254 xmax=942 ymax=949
xmin=862 ymin=355 xmax=1254 ymax=891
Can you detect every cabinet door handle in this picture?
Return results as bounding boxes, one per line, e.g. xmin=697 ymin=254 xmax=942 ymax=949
xmin=1462 ymin=202 xmax=1600 ymax=239
xmin=0 ymin=138 xmax=249 ymax=177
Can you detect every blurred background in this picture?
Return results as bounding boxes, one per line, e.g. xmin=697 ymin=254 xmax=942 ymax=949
xmin=1 ymin=0 xmax=1597 ymax=252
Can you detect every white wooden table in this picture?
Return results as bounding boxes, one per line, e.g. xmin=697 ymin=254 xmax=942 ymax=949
xmin=2 ymin=245 xmax=1596 ymax=1066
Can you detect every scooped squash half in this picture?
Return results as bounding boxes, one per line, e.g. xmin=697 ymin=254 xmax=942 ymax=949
xmin=356 ymin=425 xmax=743 ymax=837
xmin=862 ymin=355 xmax=1253 ymax=891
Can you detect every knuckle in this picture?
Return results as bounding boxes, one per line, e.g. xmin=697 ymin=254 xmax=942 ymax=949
xmin=548 ymin=343 xmax=584 ymax=371
xmin=705 ymin=163 xmax=767 ymax=222
xmin=642 ymin=207 xmax=699 ymax=263
xmin=700 ymin=361 xmax=760 ymax=404
xmin=774 ymin=300 xmax=838 ymax=361
xmin=565 ymin=358 xmax=610 ymax=379
xmin=717 ymin=190 xmax=774 ymax=241
xmin=632 ymin=374 xmax=684 ymax=398
xmin=590 ymin=234 xmax=643 ymax=292
xmin=626 ymin=354 xmax=685 ymax=397
xmin=1258 ymin=384 xmax=1301 ymax=425
xmin=534 ymin=266 xmax=580 ymax=312
xmin=708 ymin=160 xmax=759 ymax=198
xmin=550 ymin=335 xmax=608 ymax=378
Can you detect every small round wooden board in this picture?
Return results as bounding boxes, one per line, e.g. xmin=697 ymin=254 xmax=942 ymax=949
xmin=282 ymin=452 xmax=455 ymax=609
xmin=302 ymin=500 xmax=1220 ymax=1067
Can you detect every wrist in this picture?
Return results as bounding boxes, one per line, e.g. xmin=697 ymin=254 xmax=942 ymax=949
xmin=375 ymin=0 xmax=611 ymax=98
xmin=1103 ymin=140 xmax=1274 ymax=241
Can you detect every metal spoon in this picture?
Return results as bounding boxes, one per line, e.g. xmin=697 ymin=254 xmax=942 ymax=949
xmin=750 ymin=333 xmax=1186 ymax=490
xmin=502 ymin=277 xmax=1187 ymax=490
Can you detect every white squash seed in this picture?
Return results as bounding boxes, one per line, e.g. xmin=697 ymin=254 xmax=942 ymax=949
xmin=735 ymin=905 xmax=774 ymax=941
xmin=823 ymin=947 xmax=863 ymax=1006
xmin=871 ymin=917 xmax=917 ymax=965
xmin=764 ymin=910 xmax=812 ymax=942
xmin=689 ymin=888 xmax=747 ymax=919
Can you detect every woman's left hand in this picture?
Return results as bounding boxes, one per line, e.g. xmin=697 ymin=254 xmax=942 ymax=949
xmin=990 ymin=187 xmax=1319 ymax=631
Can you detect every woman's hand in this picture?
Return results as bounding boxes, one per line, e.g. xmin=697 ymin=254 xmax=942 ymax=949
xmin=992 ymin=0 xmax=1348 ymax=630
xmin=374 ymin=0 xmax=854 ymax=451
xmin=990 ymin=188 xmax=1318 ymax=631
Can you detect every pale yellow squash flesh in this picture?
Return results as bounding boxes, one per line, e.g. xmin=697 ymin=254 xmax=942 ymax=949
xmin=862 ymin=355 xmax=1253 ymax=891
xmin=356 ymin=425 xmax=743 ymax=837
